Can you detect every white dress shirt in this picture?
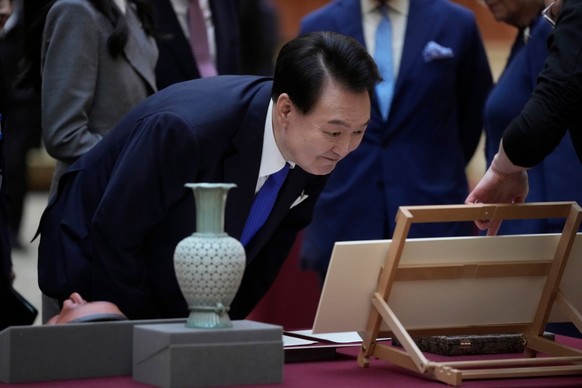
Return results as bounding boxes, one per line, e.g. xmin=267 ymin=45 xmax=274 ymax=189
xmin=361 ymin=0 xmax=409 ymax=80
xmin=255 ymin=101 xmax=290 ymax=193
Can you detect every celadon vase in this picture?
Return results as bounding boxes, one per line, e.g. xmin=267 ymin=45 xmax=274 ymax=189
xmin=173 ymin=183 xmax=246 ymax=328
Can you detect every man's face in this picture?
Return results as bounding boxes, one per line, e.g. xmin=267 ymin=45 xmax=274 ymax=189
xmin=274 ymin=82 xmax=370 ymax=176
xmin=46 ymin=292 xmax=125 ymax=324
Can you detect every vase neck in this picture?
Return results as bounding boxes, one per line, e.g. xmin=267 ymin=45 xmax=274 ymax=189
xmin=189 ymin=184 xmax=234 ymax=235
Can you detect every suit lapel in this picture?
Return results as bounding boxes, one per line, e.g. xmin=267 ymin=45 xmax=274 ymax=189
xmin=222 ymin=82 xmax=271 ymax=239
xmin=335 ymin=0 xmax=366 ymax=46
xmin=244 ymin=168 xmax=311 ymax=260
xmin=393 ymin=0 xmax=434 ymax=102
xmin=373 ymin=0 xmax=434 ymax=133
xmin=330 ymin=0 xmax=381 ymax=121
xmin=123 ymin=4 xmax=158 ymax=92
xmin=210 ymin=0 xmax=237 ymax=74
xmin=156 ymin=0 xmax=199 ymax=78
xmin=224 ymin=151 xmax=310 ymax=259
xmin=219 ymin=81 xmax=313 ymax=259
xmin=223 ymin=146 xmax=262 ymax=239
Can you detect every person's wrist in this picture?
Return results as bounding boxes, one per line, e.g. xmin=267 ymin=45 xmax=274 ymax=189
xmin=490 ymin=142 xmax=526 ymax=178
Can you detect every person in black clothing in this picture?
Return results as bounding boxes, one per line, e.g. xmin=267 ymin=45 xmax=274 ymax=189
xmin=467 ymin=0 xmax=582 ymax=230
xmin=0 ymin=0 xmax=17 ymax=329
xmin=466 ymin=0 xmax=582 ymax=338
xmin=0 ymin=0 xmax=39 ymax=330
xmin=0 ymin=0 xmax=42 ymax=250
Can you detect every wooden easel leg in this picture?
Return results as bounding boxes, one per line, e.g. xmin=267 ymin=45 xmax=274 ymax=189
xmin=357 ymin=311 xmax=382 ymax=367
xmin=555 ymin=291 xmax=582 ymax=335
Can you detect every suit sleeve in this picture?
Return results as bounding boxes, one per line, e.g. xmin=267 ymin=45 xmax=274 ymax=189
xmin=89 ymin=113 xmax=200 ymax=318
xmin=503 ymin=0 xmax=582 ymax=167
xmin=41 ymin=0 xmax=102 ymax=163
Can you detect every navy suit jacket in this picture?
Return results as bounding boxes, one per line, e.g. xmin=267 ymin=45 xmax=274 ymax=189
xmin=37 ymin=76 xmax=327 ymax=319
xmin=300 ymin=0 xmax=493 ymax=275
xmin=153 ymin=0 xmax=240 ymax=89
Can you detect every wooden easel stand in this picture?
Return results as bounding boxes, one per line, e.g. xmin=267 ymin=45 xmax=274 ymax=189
xmin=357 ymin=202 xmax=582 ymax=386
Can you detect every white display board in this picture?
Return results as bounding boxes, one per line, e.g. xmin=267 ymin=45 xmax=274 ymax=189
xmin=313 ymin=233 xmax=582 ymax=334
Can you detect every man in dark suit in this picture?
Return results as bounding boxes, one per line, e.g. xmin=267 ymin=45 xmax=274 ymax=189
xmin=153 ymin=0 xmax=240 ymax=89
xmin=36 ymin=31 xmax=381 ymax=320
xmin=299 ymin=0 xmax=493 ymax=281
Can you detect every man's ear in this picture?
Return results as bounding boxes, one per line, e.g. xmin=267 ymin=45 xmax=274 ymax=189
xmin=275 ymin=93 xmax=292 ymax=122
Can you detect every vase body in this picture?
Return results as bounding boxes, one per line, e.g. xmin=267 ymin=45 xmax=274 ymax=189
xmin=173 ymin=183 xmax=246 ymax=328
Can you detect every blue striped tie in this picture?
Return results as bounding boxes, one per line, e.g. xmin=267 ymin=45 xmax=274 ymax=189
xmin=374 ymin=5 xmax=394 ymax=121
xmin=240 ymin=164 xmax=290 ymax=246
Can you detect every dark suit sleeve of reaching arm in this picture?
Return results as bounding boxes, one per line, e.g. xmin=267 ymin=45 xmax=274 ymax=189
xmin=503 ymin=0 xmax=582 ymax=167
xmin=89 ymin=114 xmax=200 ymax=318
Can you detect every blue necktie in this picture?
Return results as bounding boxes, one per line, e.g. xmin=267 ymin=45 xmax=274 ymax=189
xmin=374 ymin=5 xmax=394 ymax=121
xmin=240 ymin=164 xmax=290 ymax=246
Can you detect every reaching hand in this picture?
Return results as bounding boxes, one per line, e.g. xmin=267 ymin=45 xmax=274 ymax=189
xmin=465 ymin=142 xmax=529 ymax=234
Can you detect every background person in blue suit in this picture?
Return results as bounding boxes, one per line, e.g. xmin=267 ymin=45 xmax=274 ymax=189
xmin=481 ymin=0 xmax=582 ymax=235
xmin=36 ymin=31 xmax=381 ymax=320
xmin=299 ymin=0 xmax=493 ymax=282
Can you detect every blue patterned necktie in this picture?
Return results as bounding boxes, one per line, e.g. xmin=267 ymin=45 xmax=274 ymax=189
xmin=374 ymin=4 xmax=394 ymax=121
xmin=240 ymin=163 xmax=290 ymax=246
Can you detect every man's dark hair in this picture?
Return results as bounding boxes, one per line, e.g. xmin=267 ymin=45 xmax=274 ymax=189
xmin=272 ymin=31 xmax=381 ymax=114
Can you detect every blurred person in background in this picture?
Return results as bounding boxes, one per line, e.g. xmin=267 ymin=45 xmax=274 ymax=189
xmin=467 ymin=0 xmax=582 ymax=225
xmin=0 ymin=0 xmax=39 ymax=330
xmin=20 ymin=0 xmax=158 ymax=322
xmin=238 ymin=0 xmax=279 ymax=76
xmin=481 ymin=0 xmax=582 ymax=235
xmin=152 ymin=0 xmax=240 ymax=89
xmin=0 ymin=0 xmax=42 ymax=250
xmin=468 ymin=0 xmax=582 ymax=338
xmin=21 ymin=0 xmax=158 ymax=200
xmin=153 ymin=0 xmax=279 ymax=90
xmin=0 ymin=0 xmax=41 ymax=249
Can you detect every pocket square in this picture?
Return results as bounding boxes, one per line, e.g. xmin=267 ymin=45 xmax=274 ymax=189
xmin=422 ymin=41 xmax=454 ymax=63
xmin=290 ymin=191 xmax=309 ymax=209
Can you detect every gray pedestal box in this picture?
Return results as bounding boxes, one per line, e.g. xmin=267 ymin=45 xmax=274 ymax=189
xmin=0 ymin=318 xmax=183 ymax=383
xmin=133 ymin=320 xmax=283 ymax=387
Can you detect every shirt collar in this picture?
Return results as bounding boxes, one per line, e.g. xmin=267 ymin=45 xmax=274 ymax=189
xmin=362 ymin=0 xmax=408 ymax=16
xmin=259 ymin=100 xmax=288 ymax=178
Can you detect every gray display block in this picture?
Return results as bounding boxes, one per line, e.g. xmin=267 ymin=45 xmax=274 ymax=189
xmin=0 ymin=318 xmax=183 ymax=383
xmin=133 ymin=320 xmax=283 ymax=387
